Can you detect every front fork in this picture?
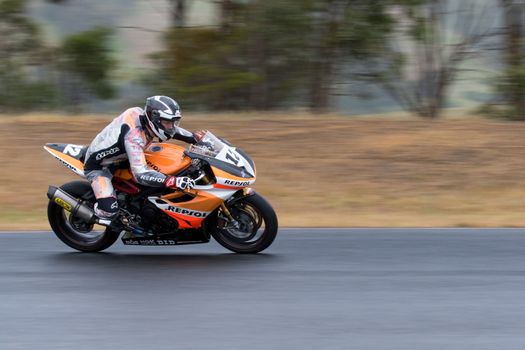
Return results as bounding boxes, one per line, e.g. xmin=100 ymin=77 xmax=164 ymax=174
xmin=219 ymin=188 xmax=256 ymax=229
xmin=220 ymin=203 xmax=234 ymax=220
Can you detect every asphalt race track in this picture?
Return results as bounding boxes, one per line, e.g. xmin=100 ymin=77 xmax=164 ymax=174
xmin=2 ymin=228 xmax=525 ymax=350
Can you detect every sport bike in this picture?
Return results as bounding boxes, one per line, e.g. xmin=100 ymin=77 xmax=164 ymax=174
xmin=44 ymin=131 xmax=278 ymax=253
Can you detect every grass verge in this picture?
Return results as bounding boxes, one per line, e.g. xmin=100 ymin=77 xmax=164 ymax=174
xmin=1 ymin=112 xmax=525 ymax=230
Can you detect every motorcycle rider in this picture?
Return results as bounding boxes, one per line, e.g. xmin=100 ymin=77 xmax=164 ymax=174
xmin=84 ymin=95 xmax=202 ymax=225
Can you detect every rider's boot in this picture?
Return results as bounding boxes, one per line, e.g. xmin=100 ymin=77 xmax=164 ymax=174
xmin=94 ymin=202 xmax=119 ymax=227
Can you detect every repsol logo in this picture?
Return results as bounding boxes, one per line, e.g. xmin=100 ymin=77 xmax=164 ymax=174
xmin=96 ymin=147 xmax=120 ymax=160
xmin=146 ymin=160 xmax=161 ymax=172
xmin=224 ymin=180 xmax=250 ymax=187
xmin=140 ymin=175 xmax=164 ymax=183
xmin=167 ymin=206 xmax=206 ymax=218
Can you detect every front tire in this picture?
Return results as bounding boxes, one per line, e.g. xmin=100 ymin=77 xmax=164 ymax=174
xmin=47 ymin=181 xmax=120 ymax=252
xmin=211 ymin=193 xmax=278 ymax=254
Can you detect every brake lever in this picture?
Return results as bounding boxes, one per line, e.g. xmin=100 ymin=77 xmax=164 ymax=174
xmin=193 ymin=173 xmax=206 ymax=182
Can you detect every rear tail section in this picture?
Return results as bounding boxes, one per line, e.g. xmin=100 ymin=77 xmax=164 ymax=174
xmin=44 ymin=143 xmax=87 ymax=177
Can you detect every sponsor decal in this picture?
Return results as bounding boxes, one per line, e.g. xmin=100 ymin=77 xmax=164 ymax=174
xmin=53 ymin=156 xmax=84 ymax=176
xmin=124 ymin=239 xmax=140 ymax=245
xmin=54 ymin=198 xmax=72 ymax=211
xmin=96 ymin=147 xmax=120 ymax=160
xmin=224 ymin=179 xmax=250 ymax=187
xmin=166 ymin=205 xmax=207 ymax=218
xmin=147 ymin=196 xmax=210 ymax=219
xmin=157 ymin=240 xmax=177 ymax=245
xmin=164 ymin=176 xmax=175 ymax=187
xmin=59 ymin=159 xmax=78 ymax=172
xmin=146 ymin=160 xmax=161 ymax=172
xmin=140 ymin=174 xmax=165 ymax=183
xmin=122 ymin=239 xmax=179 ymax=246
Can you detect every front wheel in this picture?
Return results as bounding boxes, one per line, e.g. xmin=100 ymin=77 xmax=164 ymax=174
xmin=47 ymin=181 xmax=120 ymax=252
xmin=211 ymin=193 xmax=278 ymax=254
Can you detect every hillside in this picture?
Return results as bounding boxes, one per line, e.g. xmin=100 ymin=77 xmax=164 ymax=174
xmin=1 ymin=113 xmax=525 ymax=229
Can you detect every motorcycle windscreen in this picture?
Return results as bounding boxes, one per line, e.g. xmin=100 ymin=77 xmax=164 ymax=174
xmin=187 ymin=131 xmax=256 ymax=179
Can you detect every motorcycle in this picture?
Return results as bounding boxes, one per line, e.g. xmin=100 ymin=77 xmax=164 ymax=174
xmin=44 ymin=131 xmax=278 ymax=253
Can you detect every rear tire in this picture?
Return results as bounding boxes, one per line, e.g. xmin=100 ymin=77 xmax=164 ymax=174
xmin=211 ymin=193 xmax=278 ymax=254
xmin=47 ymin=181 xmax=120 ymax=252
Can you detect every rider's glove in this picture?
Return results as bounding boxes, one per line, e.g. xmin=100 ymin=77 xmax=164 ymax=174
xmin=165 ymin=176 xmax=196 ymax=191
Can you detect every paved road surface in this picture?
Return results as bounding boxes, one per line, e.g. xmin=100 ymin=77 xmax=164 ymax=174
xmin=1 ymin=228 xmax=525 ymax=350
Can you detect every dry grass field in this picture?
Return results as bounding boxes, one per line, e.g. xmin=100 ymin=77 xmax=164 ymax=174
xmin=1 ymin=111 xmax=525 ymax=230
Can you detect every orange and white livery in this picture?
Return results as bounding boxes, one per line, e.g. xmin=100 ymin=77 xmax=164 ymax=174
xmin=45 ymin=128 xmax=277 ymax=253
xmin=45 ymin=131 xmax=256 ymax=230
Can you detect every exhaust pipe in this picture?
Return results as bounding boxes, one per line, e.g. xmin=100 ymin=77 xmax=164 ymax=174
xmin=47 ymin=186 xmax=97 ymax=224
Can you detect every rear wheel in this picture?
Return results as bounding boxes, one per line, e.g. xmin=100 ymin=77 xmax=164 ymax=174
xmin=47 ymin=181 xmax=120 ymax=252
xmin=211 ymin=193 xmax=278 ymax=254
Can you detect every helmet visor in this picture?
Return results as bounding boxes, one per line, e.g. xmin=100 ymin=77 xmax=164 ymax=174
xmin=160 ymin=117 xmax=181 ymax=136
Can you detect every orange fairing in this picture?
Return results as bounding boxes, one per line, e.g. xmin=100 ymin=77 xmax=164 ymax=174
xmin=163 ymin=212 xmax=204 ymax=230
xmin=162 ymin=190 xmax=224 ymax=212
xmin=44 ymin=146 xmax=85 ymax=177
xmin=159 ymin=190 xmax=225 ymax=229
xmin=144 ymin=143 xmax=191 ymax=175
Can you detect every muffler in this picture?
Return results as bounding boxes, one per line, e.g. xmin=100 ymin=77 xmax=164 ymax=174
xmin=47 ymin=186 xmax=97 ymax=224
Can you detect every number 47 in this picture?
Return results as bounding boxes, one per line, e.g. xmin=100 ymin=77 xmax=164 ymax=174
xmin=225 ymin=148 xmax=240 ymax=165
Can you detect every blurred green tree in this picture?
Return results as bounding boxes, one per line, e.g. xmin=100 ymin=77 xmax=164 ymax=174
xmin=148 ymin=0 xmax=308 ymax=110
xmin=370 ymin=0 xmax=497 ymax=119
xmin=308 ymin=0 xmax=394 ymax=112
xmin=483 ymin=0 xmax=525 ymax=120
xmin=45 ymin=0 xmax=119 ymax=109
xmin=148 ymin=0 xmax=394 ymax=111
xmin=58 ymin=27 xmax=117 ymax=106
xmin=171 ymin=0 xmax=186 ymax=28
xmin=0 ymin=0 xmax=57 ymax=110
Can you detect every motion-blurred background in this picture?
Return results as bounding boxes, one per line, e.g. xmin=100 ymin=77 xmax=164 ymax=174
xmin=0 ymin=0 xmax=524 ymax=229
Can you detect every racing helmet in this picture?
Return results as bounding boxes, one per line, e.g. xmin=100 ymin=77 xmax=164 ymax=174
xmin=144 ymin=95 xmax=182 ymax=141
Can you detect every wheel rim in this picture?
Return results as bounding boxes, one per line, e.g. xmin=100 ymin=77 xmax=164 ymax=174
xmin=219 ymin=202 xmax=265 ymax=245
xmin=61 ymin=208 xmax=106 ymax=245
